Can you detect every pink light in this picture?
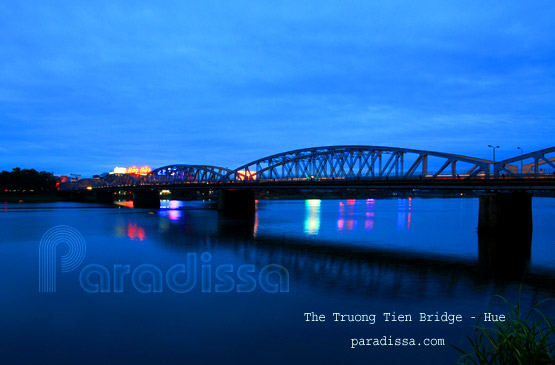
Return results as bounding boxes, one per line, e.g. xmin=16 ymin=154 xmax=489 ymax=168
xmin=127 ymin=222 xmax=146 ymax=241
xmin=168 ymin=210 xmax=182 ymax=221
xmin=365 ymin=198 xmax=375 ymax=231
xmin=337 ymin=219 xmax=344 ymax=231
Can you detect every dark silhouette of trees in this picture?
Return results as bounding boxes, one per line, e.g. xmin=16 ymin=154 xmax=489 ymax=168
xmin=0 ymin=168 xmax=57 ymax=193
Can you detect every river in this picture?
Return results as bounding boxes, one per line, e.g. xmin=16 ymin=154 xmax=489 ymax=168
xmin=1 ymin=197 xmax=553 ymax=364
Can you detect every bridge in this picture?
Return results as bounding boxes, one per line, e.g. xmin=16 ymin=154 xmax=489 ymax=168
xmin=61 ymin=145 xmax=555 ymax=189
xmin=60 ymin=145 xmax=554 ymax=236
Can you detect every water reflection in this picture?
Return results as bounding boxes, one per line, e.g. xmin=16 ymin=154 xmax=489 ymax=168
xmin=408 ymin=197 xmax=412 ymax=230
xmin=146 ymin=203 xmax=553 ymax=298
xmin=364 ymin=198 xmax=375 ymax=231
xmin=109 ymin=198 xmax=552 ymax=296
xmin=304 ymin=199 xmax=320 ymax=235
xmin=396 ymin=197 xmax=412 ymax=231
xmin=253 ymin=200 xmax=259 ymax=237
xmin=397 ymin=198 xmax=406 ymax=231
xmin=338 ymin=198 xmax=413 ymax=233
xmin=127 ymin=222 xmax=146 ymax=241
xmin=346 ymin=199 xmax=357 ymax=231
xmin=158 ymin=200 xmax=186 ymax=221
xmin=478 ymin=230 xmax=532 ymax=279
xmin=159 ymin=209 xmax=183 ymax=221
xmin=115 ymin=219 xmax=147 ymax=241
xmin=3 ymin=199 xmax=552 ymax=365
xmin=337 ymin=199 xmax=358 ymax=232
xmin=337 ymin=201 xmax=344 ymax=231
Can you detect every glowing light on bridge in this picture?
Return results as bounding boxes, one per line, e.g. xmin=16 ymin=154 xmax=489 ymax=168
xmin=236 ymin=170 xmax=256 ymax=181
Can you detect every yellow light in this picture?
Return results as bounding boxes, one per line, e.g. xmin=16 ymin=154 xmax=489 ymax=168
xmin=126 ymin=165 xmax=152 ymax=175
xmin=236 ymin=170 xmax=256 ymax=181
xmin=139 ymin=166 xmax=152 ymax=175
xmin=113 ymin=167 xmax=127 ymax=174
xmin=127 ymin=166 xmax=139 ymax=174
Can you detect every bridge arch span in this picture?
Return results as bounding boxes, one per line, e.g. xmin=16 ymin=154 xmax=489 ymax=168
xmin=140 ymin=165 xmax=233 ymax=185
xmin=224 ymin=145 xmax=492 ymax=182
xmin=495 ymin=146 xmax=555 ymax=176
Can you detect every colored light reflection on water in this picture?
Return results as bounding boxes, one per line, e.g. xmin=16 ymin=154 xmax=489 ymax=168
xmin=337 ymin=199 xmax=358 ymax=232
xmin=408 ymin=196 xmax=412 ymax=230
xmin=0 ymin=198 xmax=554 ymax=364
xmin=303 ymin=199 xmax=321 ymax=235
xmin=397 ymin=198 xmax=406 ymax=231
xmin=396 ymin=197 xmax=412 ymax=232
xmin=337 ymin=201 xmax=344 ymax=231
xmin=127 ymin=222 xmax=146 ymax=241
xmin=253 ymin=200 xmax=259 ymax=237
xmin=365 ymin=198 xmax=375 ymax=231
xmin=159 ymin=200 xmax=185 ymax=221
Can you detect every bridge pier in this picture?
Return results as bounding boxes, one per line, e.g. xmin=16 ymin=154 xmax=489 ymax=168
xmin=133 ymin=190 xmax=160 ymax=209
xmin=61 ymin=190 xmax=85 ymax=202
xmin=217 ymin=189 xmax=255 ymax=217
xmin=478 ymin=192 xmax=533 ymax=233
xmin=94 ymin=190 xmax=114 ymax=204
xmin=477 ymin=192 xmax=533 ymax=277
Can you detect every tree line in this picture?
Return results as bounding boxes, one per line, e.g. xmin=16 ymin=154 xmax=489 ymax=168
xmin=0 ymin=168 xmax=57 ymax=193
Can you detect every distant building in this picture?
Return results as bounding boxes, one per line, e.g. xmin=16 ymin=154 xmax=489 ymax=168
xmin=522 ymin=157 xmax=555 ymax=174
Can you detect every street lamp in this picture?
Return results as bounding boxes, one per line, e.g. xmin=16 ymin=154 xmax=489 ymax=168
xmin=517 ymin=147 xmax=523 ymax=174
xmin=488 ymin=145 xmax=500 ymax=163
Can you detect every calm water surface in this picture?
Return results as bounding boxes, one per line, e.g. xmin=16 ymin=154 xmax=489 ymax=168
xmin=0 ymin=197 xmax=553 ymax=364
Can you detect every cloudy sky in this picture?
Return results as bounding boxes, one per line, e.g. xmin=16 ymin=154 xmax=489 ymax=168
xmin=1 ymin=1 xmax=554 ymax=176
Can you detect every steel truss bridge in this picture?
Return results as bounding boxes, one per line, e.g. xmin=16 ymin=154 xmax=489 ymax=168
xmin=61 ymin=145 xmax=555 ymax=191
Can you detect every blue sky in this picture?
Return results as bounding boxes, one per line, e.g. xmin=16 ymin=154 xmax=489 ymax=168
xmin=1 ymin=1 xmax=554 ymax=176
